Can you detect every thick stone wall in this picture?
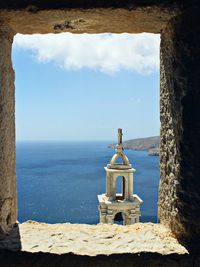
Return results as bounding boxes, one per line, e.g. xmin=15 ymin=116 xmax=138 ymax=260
xmin=0 ymin=7 xmax=177 ymax=35
xmin=0 ymin=0 xmax=199 ymax=256
xmin=0 ymin=250 xmax=200 ymax=267
xmin=0 ymin=26 xmax=16 ymax=234
xmin=158 ymin=8 xmax=200 ymax=252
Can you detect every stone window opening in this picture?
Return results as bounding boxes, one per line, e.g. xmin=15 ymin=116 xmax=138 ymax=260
xmin=0 ymin=4 xmax=200 ymax=263
xmin=12 ymin=34 xmax=157 ymax=225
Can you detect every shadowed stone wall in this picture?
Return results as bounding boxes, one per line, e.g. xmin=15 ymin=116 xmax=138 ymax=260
xmin=0 ymin=25 xmax=16 ymax=234
xmin=0 ymin=250 xmax=200 ymax=267
xmin=159 ymin=8 xmax=200 ymax=252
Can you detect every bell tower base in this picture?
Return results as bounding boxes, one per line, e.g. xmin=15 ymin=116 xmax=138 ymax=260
xmin=98 ymin=193 xmax=143 ymax=225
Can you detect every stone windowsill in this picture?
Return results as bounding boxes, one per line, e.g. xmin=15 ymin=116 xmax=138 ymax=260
xmin=0 ymin=221 xmax=188 ymax=256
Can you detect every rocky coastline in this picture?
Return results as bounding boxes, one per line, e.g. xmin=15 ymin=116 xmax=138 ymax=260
xmin=108 ymin=136 xmax=160 ymax=156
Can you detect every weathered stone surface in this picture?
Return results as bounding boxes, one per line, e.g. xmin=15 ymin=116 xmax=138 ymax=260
xmin=0 ymin=25 xmax=16 ymax=234
xmin=158 ymin=7 xmax=200 ymax=252
xmin=2 ymin=222 xmax=198 ymax=267
xmin=0 ymin=221 xmax=188 ymax=255
xmin=0 ymin=1 xmax=197 ymax=35
xmin=0 ymin=7 xmax=178 ymax=35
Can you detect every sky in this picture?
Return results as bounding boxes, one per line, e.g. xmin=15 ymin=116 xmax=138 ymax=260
xmin=12 ymin=33 xmax=160 ymax=142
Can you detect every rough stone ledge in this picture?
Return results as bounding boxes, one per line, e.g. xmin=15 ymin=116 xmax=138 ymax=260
xmin=0 ymin=6 xmax=179 ymax=34
xmin=0 ymin=221 xmax=188 ymax=256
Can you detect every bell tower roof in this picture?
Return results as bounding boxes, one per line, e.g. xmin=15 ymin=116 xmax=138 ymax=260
xmin=107 ymin=129 xmax=132 ymax=170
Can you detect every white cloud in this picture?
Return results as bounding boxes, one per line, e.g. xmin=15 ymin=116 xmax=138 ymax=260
xmin=13 ymin=33 xmax=160 ymax=75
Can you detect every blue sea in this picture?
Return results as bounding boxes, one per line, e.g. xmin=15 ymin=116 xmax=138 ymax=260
xmin=16 ymin=141 xmax=160 ymax=224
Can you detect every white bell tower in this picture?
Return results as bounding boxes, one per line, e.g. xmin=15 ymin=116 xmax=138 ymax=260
xmin=97 ymin=129 xmax=143 ymax=225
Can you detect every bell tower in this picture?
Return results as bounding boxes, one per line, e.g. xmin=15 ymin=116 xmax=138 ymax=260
xmin=97 ymin=129 xmax=143 ymax=225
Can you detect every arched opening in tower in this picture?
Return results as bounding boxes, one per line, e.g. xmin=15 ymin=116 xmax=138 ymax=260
xmin=116 ymin=176 xmax=126 ymax=200
xmin=114 ymin=212 xmax=124 ymax=225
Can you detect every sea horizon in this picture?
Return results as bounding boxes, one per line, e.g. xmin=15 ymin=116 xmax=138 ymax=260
xmin=16 ymin=141 xmax=160 ymax=224
xmin=16 ymin=140 xmax=116 ymax=146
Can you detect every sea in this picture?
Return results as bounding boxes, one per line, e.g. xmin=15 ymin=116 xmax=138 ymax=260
xmin=16 ymin=141 xmax=160 ymax=224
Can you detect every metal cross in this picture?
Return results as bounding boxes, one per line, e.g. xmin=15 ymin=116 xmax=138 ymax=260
xmin=118 ymin=128 xmax=123 ymax=145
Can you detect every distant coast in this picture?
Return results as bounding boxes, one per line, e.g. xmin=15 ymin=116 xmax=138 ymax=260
xmin=108 ymin=136 xmax=160 ymax=156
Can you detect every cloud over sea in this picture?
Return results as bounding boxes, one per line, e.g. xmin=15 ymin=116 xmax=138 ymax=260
xmin=14 ymin=33 xmax=160 ymax=75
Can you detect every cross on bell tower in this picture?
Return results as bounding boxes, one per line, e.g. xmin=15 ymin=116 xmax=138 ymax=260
xmin=97 ymin=129 xmax=143 ymax=225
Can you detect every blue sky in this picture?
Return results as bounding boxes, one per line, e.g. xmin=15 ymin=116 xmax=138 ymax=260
xmin=12 ymin=33 xmax=160 ymax=141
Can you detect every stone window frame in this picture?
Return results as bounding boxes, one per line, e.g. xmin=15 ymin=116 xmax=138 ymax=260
xmin=0 ymin=3 xmax=200 ymax=253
